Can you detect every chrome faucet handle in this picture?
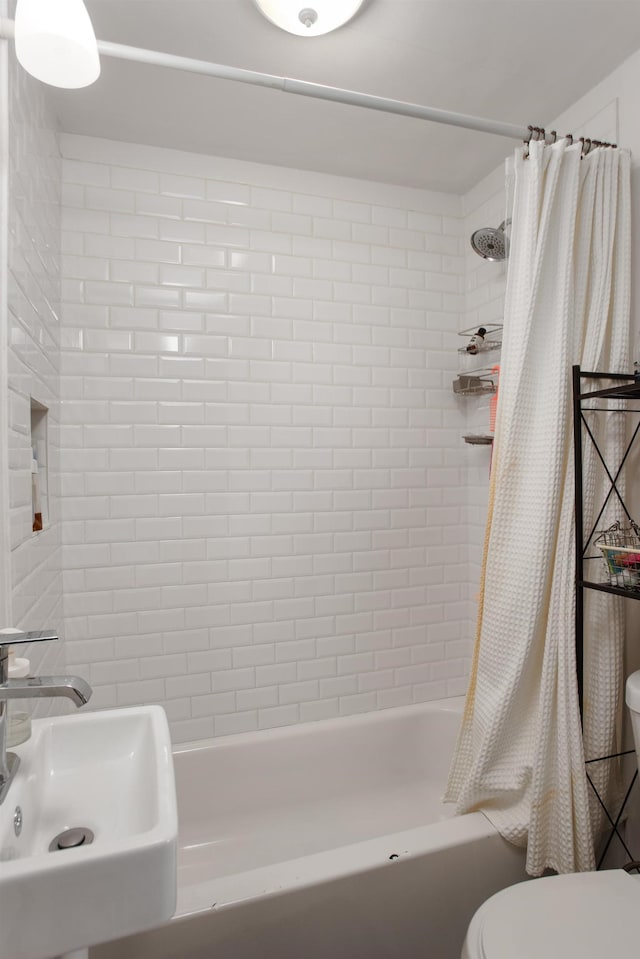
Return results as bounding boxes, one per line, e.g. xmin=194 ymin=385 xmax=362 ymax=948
xmin=0 ymin=629 xmax=87 ymax=807
xmin=0 ymin=630 xmax=58 ymax=647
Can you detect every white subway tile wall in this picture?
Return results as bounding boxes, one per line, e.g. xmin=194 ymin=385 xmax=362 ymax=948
xmin=6 ymin=52 xmax=64 ymax=690
xmin=460 ymin=163 xmax=510 ymax=641
xmin=59 ymin=136 xmax=470 ymax=743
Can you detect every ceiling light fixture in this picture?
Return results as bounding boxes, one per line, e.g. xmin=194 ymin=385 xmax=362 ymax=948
xmin=253 ymin=0 xmax=365 ymax=37
xmin=14 ymin=0 xmax=100 ymax=88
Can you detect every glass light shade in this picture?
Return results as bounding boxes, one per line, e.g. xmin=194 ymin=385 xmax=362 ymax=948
xmin=15 ymin=0 xmax=100 ymax=88
xmin=253 ymin=0 xmax=365 ymax=37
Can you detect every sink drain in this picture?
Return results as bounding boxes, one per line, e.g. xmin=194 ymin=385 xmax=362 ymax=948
xmin=49 ymin=827 xmax=94 ymax=852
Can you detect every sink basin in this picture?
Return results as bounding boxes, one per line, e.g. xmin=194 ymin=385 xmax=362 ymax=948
xmin=0 ymin=706 xmax=177 ymax=959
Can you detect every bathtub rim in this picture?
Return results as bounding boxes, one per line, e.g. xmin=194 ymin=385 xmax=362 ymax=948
xmin=175 ymin=809 xmax=503 ymax=918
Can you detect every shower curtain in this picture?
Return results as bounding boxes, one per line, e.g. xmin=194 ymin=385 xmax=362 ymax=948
xmin=445 ymin=137 xmax=631 ymax=876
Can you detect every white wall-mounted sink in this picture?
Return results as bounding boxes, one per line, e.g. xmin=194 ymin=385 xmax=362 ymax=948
xmin=0 ymin=706 xmax=177 ymax=959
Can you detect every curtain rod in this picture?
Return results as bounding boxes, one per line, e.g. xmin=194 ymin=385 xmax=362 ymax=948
xmin=0 ymin=16 xmax=529 ymax=142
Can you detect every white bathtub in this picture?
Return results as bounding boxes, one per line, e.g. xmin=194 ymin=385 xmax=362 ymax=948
xmin=93 ymin=697 xmax=528 ymax=959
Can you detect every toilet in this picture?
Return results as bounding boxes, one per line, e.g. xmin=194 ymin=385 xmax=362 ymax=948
xmin=461 ymin=670 xmax=640 ymax=959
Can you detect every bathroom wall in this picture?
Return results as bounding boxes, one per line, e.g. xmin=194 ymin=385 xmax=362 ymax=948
xmin=459 ymin=164 xmax=509 ymax=626
xmin=58 ymin=135 xmax=469 ymax=742
xmin=8 ymin=32 xmax=640 ymax=747
xmin=2 ymin=37 xmax=63 ymax=685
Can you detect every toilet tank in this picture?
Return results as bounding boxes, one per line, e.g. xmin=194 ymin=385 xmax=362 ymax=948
xmin=625 ymin=671 xmax=640 ymax=763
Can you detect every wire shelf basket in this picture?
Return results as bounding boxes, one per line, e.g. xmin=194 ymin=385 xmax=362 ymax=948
xmin=595 ymin=521 xmax=640 ymax=590
xmin=452 ymin=372 xmax=497 ymax=395
xmin=456 ymin=323 xmax=503 ymax=354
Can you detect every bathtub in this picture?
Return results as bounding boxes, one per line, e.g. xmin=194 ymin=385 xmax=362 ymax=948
xmin=92 ymin=697 xmax=528 ymax=959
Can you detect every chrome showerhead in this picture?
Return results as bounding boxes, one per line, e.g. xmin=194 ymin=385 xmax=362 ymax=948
xmin=470 ymin=220 xmax=510 ymax=261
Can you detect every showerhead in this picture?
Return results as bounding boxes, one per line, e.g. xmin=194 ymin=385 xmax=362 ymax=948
xmin=470 ymin=220 xmax=510 ymax=261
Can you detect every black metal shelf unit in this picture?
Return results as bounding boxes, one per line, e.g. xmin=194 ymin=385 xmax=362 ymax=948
xmin=572 ymin=365 xmax=640 ymax=868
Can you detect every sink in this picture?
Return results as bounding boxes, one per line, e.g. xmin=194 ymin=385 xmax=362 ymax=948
xmin=0 ymin=706 xmax=177 ymax=959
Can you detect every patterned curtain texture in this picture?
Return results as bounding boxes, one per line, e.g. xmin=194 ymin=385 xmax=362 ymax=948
xmin=446 ymin=138 xmax=631 ymax=876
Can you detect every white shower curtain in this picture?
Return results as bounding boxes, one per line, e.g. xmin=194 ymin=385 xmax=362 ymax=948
xmin=446 ymin=138 xmax=631 ymax=876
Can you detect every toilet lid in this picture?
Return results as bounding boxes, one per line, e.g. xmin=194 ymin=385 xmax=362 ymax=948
xmin=469 ymin=869 xmax=639 ymax=959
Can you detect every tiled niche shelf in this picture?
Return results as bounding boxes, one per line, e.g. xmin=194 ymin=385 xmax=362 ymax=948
xmin=30 ymin=399 xmax=49 ymax=534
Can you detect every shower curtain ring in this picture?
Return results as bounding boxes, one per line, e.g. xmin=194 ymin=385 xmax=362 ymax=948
xmin=523 ymin=125 xmax=534 ymax=158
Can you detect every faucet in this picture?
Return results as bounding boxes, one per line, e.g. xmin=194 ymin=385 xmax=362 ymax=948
xmin=0 ymin=631 xmax=92 ymax=805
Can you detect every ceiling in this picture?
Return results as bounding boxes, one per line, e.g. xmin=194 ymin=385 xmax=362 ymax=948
xmin=43 ymin=0 xmax=640 ymax=193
